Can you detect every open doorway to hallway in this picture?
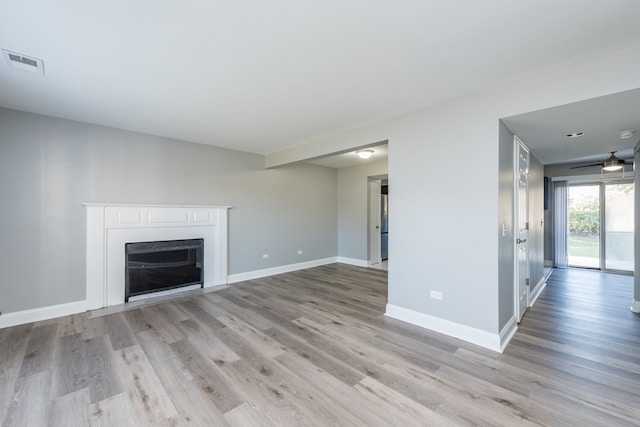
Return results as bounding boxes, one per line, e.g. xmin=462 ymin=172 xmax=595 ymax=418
xmin=368 ymin=175 xmax=389 ymax=270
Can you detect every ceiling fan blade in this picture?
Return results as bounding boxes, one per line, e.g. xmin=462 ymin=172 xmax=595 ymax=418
xmin=570 ymin=163 xmax=602 ymax=169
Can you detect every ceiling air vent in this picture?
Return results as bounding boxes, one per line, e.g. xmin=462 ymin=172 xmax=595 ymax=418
xmin=2 ymin=49 xmax=45 ymax=76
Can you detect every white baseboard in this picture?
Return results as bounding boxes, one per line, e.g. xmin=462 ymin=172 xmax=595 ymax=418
xmin=227 ymin=257 xmax=338 ymax=284
xmin=631 ymin=299 xmax=640 ymax=314
xmin=0 ymin=300 xmax=86 ymax=330
xmin=385 ymin=304 xmax=503 ymax=353
xmin=529 ymin=276 xmax=547 ymax=307
xmin=544 ymin=260 xmax=554 ymax=267
xmin=336 ymin=257 xmax=369 ymax=267
xmin=499 ymin=315 xmax=518 ymax=352
xmin=544 ymin=268 xmax=554 ymax=280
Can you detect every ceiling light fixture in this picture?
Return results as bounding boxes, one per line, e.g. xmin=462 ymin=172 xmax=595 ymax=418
xmin=602 ymin=152 xmax=624 ymax=172
xmin=565 ymin=132 xmax=584 ymax=139
xmin=356 ymin=149 xmax=374 ymax=159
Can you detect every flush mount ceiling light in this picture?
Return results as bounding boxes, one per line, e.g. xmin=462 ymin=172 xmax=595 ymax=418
xmin=356 ymin=149 xmax=374 ymax=159
xmin=618 ymin=130 xmax=636 ymax=139
xmin=1 ymin=49 xmax=45 ymax=76
xmin=565 ymin=132 xmax=584 ymax=139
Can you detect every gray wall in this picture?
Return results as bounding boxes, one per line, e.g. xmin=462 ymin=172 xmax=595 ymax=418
xmin=337 ymin=160 xmax=388 ymax=261
xmin=544 ymin=188 xmax=553 ymax=265
xmin=529 ymin=154 xmax=545 ymax=292
xmin=0 ymin=108 xmax=338 ymax=314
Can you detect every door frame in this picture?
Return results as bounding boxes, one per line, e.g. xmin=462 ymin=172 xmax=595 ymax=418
xmin=514 ymin=136 xmax=530 ymax=321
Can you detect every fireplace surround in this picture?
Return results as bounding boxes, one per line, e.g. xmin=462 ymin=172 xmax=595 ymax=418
xmin=84 ymin=204 xmax=230 ymax=310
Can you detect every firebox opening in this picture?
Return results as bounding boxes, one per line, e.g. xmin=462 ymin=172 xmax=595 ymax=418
xmin=125 ymin=238 xmax=204 ymax=302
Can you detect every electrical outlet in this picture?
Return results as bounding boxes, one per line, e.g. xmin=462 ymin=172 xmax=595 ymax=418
xmin=430 ymin=290 xmax=443 ymax=300
xmin=262 ymin=254 xmax=269 ymax=259
xmin=297 ymin=250 xmax=303 ymax=255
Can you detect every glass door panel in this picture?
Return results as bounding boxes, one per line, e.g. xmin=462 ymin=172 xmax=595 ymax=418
xmin=568 ymin=184 xmax=600 ymax=268
xmin=604 ymin=183 xmax=634 ymax=271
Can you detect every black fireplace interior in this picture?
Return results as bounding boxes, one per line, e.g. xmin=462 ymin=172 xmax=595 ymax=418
xmin=125 ymin=238 xmax=204 ymax=302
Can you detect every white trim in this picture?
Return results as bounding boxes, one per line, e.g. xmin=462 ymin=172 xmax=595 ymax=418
xmin=528 ymin=276 xmax=547 ymax=307
xmin=514 ymin=136 xmax=530 ymax=322
xmin=499 ymin=316 xmax=518 ymax=352
xmin=337 ymin=257 xmax=369 ymax=267
xmin=384 ymin=304 xmax=503 ymax=353
xmin=83 ymin=203 xmax=232 ymax=209
xmin=544 ymin=259 xmax=553 ymax=267
xmin=544 ymin=268 xmax=554 ymax=280
xmin=228 ymin=257 xmax=337 ymax=283
xmin=85 ymin=204 xmax=230 ymax=310
xmin=0 ymin=300 xmax=86 ymax=330
xmin=631 ymin=299 xmax=640 ymax=314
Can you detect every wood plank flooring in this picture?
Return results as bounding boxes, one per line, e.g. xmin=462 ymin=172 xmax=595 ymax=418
xmin=1 ymin=264 xmax=639 ymax=426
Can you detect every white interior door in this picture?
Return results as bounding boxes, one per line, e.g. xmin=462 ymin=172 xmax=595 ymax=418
xmin=368 ymin=180 xmax=381 ymax=265
xmin=515 ymin=137 xmax=530 ymax=321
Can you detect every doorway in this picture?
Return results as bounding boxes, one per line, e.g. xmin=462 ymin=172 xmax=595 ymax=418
xmin=368 ymin=179 xmax=382 ymax=266
xmin=368 ymin=175 xmax=389 ymax=270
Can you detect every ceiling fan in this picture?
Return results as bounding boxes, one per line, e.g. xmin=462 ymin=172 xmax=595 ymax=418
xmin=569 ymin=151 xmax=631 ymax=171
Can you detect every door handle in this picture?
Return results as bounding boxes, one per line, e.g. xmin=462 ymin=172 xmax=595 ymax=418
xmin=517 ymin=238 xmax=527 ymax=244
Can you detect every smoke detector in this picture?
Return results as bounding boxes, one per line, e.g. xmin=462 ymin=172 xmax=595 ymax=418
xmin=2 ymin=49 xmax=45 ymax=76
xmin=618 ymin=130 xmax=636 ymax=139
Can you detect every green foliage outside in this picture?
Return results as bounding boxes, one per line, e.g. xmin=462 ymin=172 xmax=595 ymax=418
xmin=569 ymin=210 xmax=599 ymax=234
xmin=568 ymin=183 xmax=633 ymax=234
xmin=569 ymin=197 xmax=600 ymax=234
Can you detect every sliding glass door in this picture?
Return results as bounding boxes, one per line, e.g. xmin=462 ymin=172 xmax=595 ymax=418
xmin=604 ymin=183 xmax=634 ymax=271
xmin=568 ymin=184 xmax=600 ymax=268
xmin=566 ymin=181 xmax=634 ymax=272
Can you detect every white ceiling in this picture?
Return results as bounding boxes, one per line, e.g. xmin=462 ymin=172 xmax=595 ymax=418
xmin=1 ymin=1 xmax=640 ymax=157
xmin=502 ymin=88 xmax=640 ymax=165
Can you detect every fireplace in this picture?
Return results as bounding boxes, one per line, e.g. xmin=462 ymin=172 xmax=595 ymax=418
xmin=84 ymin=204 xmax=230 ymax=309
xmin=125 ymin=238 xmax=204 ymax=301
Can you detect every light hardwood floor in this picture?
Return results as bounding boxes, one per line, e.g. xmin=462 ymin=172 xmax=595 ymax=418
xmin=1 ymin=264 xmax=639 ymax=426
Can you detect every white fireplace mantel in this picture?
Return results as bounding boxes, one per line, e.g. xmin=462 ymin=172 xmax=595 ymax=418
xmin=84 ymin=203 xmax=231 ymax=310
